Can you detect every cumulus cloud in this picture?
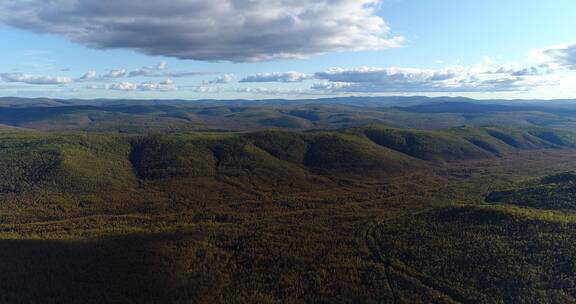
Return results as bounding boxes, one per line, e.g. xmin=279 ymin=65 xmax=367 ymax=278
xmin=137 ymin=79 xmax=176 ymax=91
xmin=311 ymin=82 xmax=354 ymax=91
xmin=105 ymin=69 xmax=127 ymax=78
xmin=207 ymin=74 xmax=235 ymax=84
xmin=81 ymin=70 xmax=97 ymax=80
xmin=315 ymin=67 xmax=460 ymax=84
xmin=81 ymin=62 xmax=211 ymax=80
xmin=94 ymin=79 xmax=177 ymax=91
xmin=107 ymin=82 xmax=137 ymax=91
xmin=236 ymin=87 xmax=306 ymax=95
xmin=192 ymin=86 xmax=222 ymax=93
xmin=0 ymin=0 xmax=402 ymax=62
xmin=530 ymin=44 xmax=576 ymax=70
xmin=163 ymin=71 xmax=215 ymax=78
xmin=312 ymin=65 xmax=555 ymax=93
xmin=240 ymin=72 xmax=313 ymax=83
xmin=1 ymin=73 xmax=74 ymax=85
xmin=129 ymin=61 xmax=167 ymax=77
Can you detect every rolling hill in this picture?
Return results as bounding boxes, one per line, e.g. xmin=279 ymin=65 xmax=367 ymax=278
xmin=2 ymin=99 xmax=576 ymax=302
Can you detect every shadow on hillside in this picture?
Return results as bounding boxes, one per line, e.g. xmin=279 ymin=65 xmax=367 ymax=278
xmin=0 ymin=233 xmax=231 ymax=304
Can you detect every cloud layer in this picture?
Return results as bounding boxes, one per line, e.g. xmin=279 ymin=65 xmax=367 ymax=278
xmin=2 ymin=42 xmax=573 ymax=96
xmin=0 ymin=0 xmax=401 ymax=62
xmin=531 ymin=44 xmax=576 ymax=70
xmin=312 ymin=66 xmax=553 ymax=93
xmin=129 ymin=61 xmax=167 ymax=77
xmin=207 ymin=74 xmax=235 ymax=84
xmin=235 ymin=61 xmax=555 ymax=94
xmin=90 ymin=79 xmax=177 ymax=91
xmin=1 ymin=73 xmax=73 ymax=85
xmin=240 ymin=72 xmax=312 ymax=83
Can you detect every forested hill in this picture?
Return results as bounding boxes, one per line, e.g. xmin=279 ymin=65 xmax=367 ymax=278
xmin=1 ymin=125 xmax=574 ymax=200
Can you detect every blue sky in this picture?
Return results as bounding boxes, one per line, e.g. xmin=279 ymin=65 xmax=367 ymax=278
xmin=0 ymin=0 xmax=575 ymax=99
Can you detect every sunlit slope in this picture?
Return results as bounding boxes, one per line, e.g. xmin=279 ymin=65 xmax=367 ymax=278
xmin=2 ymin=126 xmax=576 ymax=196
xmin=0 ymin=132 xmax=137 ymax=193
xmin=487 ymin=171 xmax=576 ymax=210
xmin=352 ymin=126 xmax=576 ymax=161
xmin=372 ymin=204 xmax=576 ymax=303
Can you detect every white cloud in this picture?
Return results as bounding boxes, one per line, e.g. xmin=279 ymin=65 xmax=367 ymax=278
xmin=81 ymin=70 xmax=97 ymax=80
xmin=311 ymin=82 xmax=354 ymax=91
xmin=163 ymin=71 xmax=215 ymax=78
xmin=108 ymin=82 xmax=137 ymax=91
xmin=193 ymin=86 xmax=222 ymax=93
xmin=86 ymin=84 xmax=102 ymax=90
xmin=236 ymin=87 xmax=306 ymax=95
xmin=240 ymin=72 xmax=313 ymax=83
xmin=80 ymin=62 xmax=209 ymax=81
xmin=129 ymin=61 xmax=167 ymax=77
xmin=207 ymin=74 xmax=235 ymax=84
xmin=0 ymin=0 xmax=402 ymax=62
xmin=312 ymin=65 xmax=556 ymax=93
xmin=103 ymin=79 xmax=177 ymax=91
xmin=105 ymin=69 xmax=127 ymax=78
xmin=1 ymin=73 xmax=74 ymax=85
xmin=316 ymin=67 xmax=460 ymax=84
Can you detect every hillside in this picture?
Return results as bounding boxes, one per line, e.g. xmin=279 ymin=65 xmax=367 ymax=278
xmin=2 ymin=126 xmax=574 ymax=196
xmin=1 ymin=124 xmax=576 ymax=302
xmin=487 ymin=171 xmax=576 ymax=210
xmin=371 ymin=204 xmax=576 ymax=302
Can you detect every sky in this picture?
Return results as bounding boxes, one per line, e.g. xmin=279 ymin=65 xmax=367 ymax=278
xmin=0 ymin=0 xmax=575 ymax=100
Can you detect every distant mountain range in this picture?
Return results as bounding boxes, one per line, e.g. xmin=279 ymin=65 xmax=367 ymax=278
xmin=1 ymin=96 xmax=576 ymax=132
xmin=2 ymin=95 xmax=576 ymax=108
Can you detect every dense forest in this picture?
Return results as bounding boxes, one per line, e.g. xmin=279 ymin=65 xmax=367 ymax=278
xmin=2 ymin=98 xmax=576 ymax=303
